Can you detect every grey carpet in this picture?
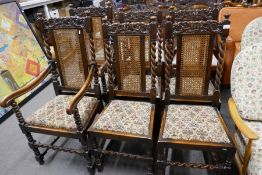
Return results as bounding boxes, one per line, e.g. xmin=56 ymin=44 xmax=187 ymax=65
xmin=0 ymin=84 xmax=237 ymax=175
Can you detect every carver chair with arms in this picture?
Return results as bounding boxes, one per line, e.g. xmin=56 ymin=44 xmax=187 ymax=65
xmin=0 ymin=16 xmax=102 ymax=172
xmin=155 ymin=17 xmax=235 ymax=174
xmin=87 ymin=17 xmax=158 ymax=174
xmin=229 ymin=43 xmax=262 ymax=175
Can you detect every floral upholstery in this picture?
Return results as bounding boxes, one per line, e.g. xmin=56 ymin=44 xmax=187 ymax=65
xmin=169 ymin=78 xmax=215 ymax=95
xmin=231 ymin=43 xmax=262 ymax=121
xmin=235 ymin=120 xmax=262 ymax=175
xmin=163 ymin=105 xmax=230 ymax=144
xmin=91 ymin=100 xmax=152 ymax=136
xmin=241 ymin=17 xmax=262 ymax=50
xmin=26 ymin=95 xmax=97 ymax=131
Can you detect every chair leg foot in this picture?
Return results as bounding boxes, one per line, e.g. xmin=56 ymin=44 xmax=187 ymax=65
xmin=87 ymin=165 xmax=95 ymax=175
xmin=35 ymin=155 xmax=44 ymax=165
xmin=96 ymin=154 xmax=104 ymax=172
xmin=24 ymin=131 xmax=44 ymax=165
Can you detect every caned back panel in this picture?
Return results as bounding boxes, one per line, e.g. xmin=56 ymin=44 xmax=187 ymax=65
xmin=145 ymin=35 xmax=150 ymax=66
xmin=176 ymin=34 xmax=212 ymax=96
xmin=116 ymin=35 xmax=146 ymax=92
xmin=92 ymin=17 xmax=105 ymax=61
xmin=118 ymin=12 xmax=152 ymax=67
xmin=53 ymin=29 xmax=86 ymax=89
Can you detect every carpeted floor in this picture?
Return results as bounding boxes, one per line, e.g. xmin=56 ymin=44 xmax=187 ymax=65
xmin=0 ymin=84 xmax=237 ymax=175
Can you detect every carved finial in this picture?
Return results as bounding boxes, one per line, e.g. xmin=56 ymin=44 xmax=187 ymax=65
xmin=166 ymin=15 xmax=172 ymax=22
xmin=114 ymin=13 xmax=120 ymax=21
xmin=36 ymin=12 xmax=44 ymax=20
xmin=105 ymin=0 xmax=112 ymax=7
xmin=102 ymin=16 xmax=107 ymax=22
xmin=150 ymin=16 xmax=157 ymax=22
xmin=224 ymin=13 xmax=230 ymax=21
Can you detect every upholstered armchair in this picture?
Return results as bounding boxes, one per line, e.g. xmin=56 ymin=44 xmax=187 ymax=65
xmin=229 ymin=43 xmax=262 ymax=175
xmin=218 ymin=7 xmax=262 ymax=85
xmin=0 ymin=17 xmax=103 ymax=172
xmin=241 ymin=17 xmax=262 ymax=50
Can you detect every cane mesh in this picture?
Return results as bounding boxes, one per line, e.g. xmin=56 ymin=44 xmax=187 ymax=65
xmin=117 ymin=36 xmax=145 ymax=92
xmin=92 ymin=17 xmax=104 ymax=61
xmin=178 ymin=34 xmax=210 ymax=96
xmin=53 ymin=29 xmax=85 ymax=89
xmin=145 ymin=35 xmax=151 ymax=66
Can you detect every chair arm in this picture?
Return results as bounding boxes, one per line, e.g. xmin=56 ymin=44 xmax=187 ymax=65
xmin=0 ymin=64 xmax=53 ymax=108
xmin=66 ymin=66 xmax=94 ymax=115
xmin=228 ymin=97 xmax=259 ymax=140
xmin=98 ymin=61 xmax=108 ymax=77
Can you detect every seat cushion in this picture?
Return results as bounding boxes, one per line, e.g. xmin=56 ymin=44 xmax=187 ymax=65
xmin=169 ymin=78 xmax=215 ymax=95
xmin=241 ymin=17 xmax=262 ymax=50
xmin=26 ymin=95 xmax=97 ymax=131
xmin=235 ymin=120 xmax=262 ymax=175
xmin=163 ymin=105 xmax=230 ymax=144
xmin=91 ymin=100 xmax=152 ymax=136
xmin=231 ymin=44 xmax=262 ymax=121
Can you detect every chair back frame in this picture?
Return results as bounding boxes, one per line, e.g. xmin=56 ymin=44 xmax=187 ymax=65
xmin=164 ymin=15 xmax=230 ymax=106
xmin=102 ymin=18 xmax=158 ymax=102
xmin=69 ymin=3 xmax=113 ymax=65
xmin=41 ymin=17 xmax=100 ymax=97
xmin=169 ymin=8 xmax=217 ymax=22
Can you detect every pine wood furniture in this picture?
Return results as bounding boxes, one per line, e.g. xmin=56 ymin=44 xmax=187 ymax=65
xmin=219 ymin=6 xmax=262 ymax=86
xmin=229 ymin=42 xmax=262 ymax=175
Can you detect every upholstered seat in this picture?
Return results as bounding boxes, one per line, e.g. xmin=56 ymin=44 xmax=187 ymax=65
xmin=235 ymin=120 xmax=262 ymax=175
xmin=241 ymin=17 xmax=262 ymax=50
xmin=91 ymin=100 xmax=152 ymax=136
xmin=162 ymin=105 xmax=230 ymax=144
xmin=27 ymin=95 xmax=97 ymax=131
xmin=169 ymin=78 xmax=215 ymax=95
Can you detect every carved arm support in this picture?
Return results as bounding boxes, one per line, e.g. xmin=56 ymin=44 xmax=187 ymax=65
xmin=66 ymin=66 xmax=94 ymax=115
